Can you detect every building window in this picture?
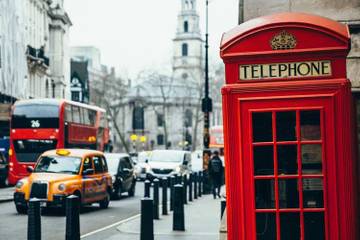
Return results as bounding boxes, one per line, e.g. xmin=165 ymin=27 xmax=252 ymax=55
xmin=132 ymin=106 xmax=144 ymax=130
xmin=184 ymin=21 xmax=189 ymax=32
xmin=157 ymin=134 xmax=164 ymax=145
xmin=51 ymin=80 xmax=55 ymax=98
xmin=72 ymin=91 xmax=80 ymax=102
xmin=45 ymin=80 xmax=49 ymax=98
xmin=182 ymin=43 xmax=188 ymax=56
xmin=157 ymin=113 xmax=164 ymax=127
xmin=185 ymin=109 xmax=193 ymax=127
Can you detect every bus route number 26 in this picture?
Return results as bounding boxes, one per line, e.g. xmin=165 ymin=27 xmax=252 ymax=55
xmin=31 ymin=120 xmax=40 ymax=128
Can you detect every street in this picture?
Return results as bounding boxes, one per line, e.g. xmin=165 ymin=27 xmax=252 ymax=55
xmin=0 ymin=183 xmax=144 ymax=240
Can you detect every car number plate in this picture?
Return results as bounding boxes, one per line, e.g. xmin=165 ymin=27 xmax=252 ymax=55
xmin=40 ymin=202 xmax=47 ymax=207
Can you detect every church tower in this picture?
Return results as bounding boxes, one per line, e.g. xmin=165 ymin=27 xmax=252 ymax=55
xmin=173 ymin=0 xmax=203 ymax=84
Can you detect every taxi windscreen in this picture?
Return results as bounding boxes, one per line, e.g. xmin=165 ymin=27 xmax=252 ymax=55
xmin=34 ymin=156 xmax=82 ymax=174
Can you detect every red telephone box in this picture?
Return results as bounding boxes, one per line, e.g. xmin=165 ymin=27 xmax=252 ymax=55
xmin=220 ymin=12 xmax=358 ymax=240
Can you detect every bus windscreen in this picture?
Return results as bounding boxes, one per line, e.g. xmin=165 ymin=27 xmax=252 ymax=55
xmin=11 ymin=104 xmax=59 ymax=128
xmin=13 ymin=139 xmax=58 ymax=163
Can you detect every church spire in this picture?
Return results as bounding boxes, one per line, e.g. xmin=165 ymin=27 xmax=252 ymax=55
xmin=172 ymin=0 xmax=203 ymax=83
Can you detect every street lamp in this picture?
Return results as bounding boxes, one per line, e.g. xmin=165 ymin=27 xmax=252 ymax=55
xmin=202 ymin=0 xmax=213 ymax=149
xmin=201 ymin=0 xmax=213 ymax=194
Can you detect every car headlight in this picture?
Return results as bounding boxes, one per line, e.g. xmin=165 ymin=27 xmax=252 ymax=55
xmin=112 ymin=175 xmax=116 ymax=183
xmin=175 ymin=166 xmax=181 ymax=173
xmin=15 ymin=180 xmax=24 ymax=189
xmin=58 ymin=183 xmax=66 ymax=191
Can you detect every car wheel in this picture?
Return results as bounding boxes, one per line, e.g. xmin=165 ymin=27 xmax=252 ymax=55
xmin=16 ymin=205 xmax=28 ymax=214
xmin=113 ymin=185 xmax=122 ymax=200
xmin=99 ymin=191 xmax=110 ymax=209
xmin=128 ymin=180 xmax=136 ymax=197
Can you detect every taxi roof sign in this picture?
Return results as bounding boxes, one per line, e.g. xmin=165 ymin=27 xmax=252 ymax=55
xmin=56 ymin=149 xmax=71 ymax=156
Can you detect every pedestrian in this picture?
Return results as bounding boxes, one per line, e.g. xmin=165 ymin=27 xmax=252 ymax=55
xmin=208 ymin=150 xmax=223 ymax=199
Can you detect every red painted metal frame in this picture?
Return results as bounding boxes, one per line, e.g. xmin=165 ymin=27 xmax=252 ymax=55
xmin=220 ymin=12 xmax=358 ymax=240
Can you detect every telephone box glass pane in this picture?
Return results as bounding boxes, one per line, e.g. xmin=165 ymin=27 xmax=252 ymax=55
xmin=276 ymin=111 xmax=296 ymax=141
xmin=302 ymin=144 xmax=322 ymax=174
xmin=279 ymin=179 xmax=299 ymax=208
xmin=303 ymin=178 xmax=324 ymax=208
xmin=256 ymin=213 xmax=276 ymax=240
xmin=300 ymin=110 xmax=321 ymax=140
xmin=254 ymin=146 xmax=274 ymax=175
xmin=255 ymin=179 xmax=275 ymax=209
xmin=278 ymin=145 xmax=298 ymax=174
xmin=304 ymin=212 xmax=325 ymax=240
xmin=280 ymin=213 xmax=300 ymax=240
xmin=252 ymin=112 xmax=273 ymax=142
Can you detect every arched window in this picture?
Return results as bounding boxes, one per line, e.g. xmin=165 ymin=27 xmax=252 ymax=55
xmin=184 ymin=21 xmax=188 ymax=32
xmin=51 ymin=80 xmax=55 ymax=98
xmin=185 ymin=109 xmax=193 ymax=127
xmin=190 ymin=0 xmax=194 ymax=9
xmin=182 ymin=43 xmax=188 ymax=56
xmin=185 ymin=0 xmax=189 ymax=9
xmin=45 ymin=79 xmax=49 ymax=98
xmin=132 ymin=106 xmax=144 ymax=130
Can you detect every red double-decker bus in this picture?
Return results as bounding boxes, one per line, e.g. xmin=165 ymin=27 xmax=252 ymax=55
xmin=8 ymin=99 xmax=109 ymax=185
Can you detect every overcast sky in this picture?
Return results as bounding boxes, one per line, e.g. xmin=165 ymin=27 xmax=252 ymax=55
xmin=64 ymin=0 xmax=239 ymax=78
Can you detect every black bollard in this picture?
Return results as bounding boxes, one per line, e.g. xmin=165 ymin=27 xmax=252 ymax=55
xmin=153 ymin=179 xmax=159 ymax=220
xmin=194 ymin=172 xmax=198 ymax=199
xmin=188 ymin=173 xmax=193 ymax=202
xmin=183 ymin=175 xmax=188 ymax=204
xmin=140 ymin=198 xmax=154 ymax=240
xmin=221 ymin=199 xmax=226 ymax=219
xmin=198 ymin=171 xmax=202 ymax=197
xmin=28 ymin=198 xmax=41 ymax=240
xmin=173 ymin=184 xmax=185 ymax=231
xmin=144 ymin=179 xmax=151 ymax=198
xmin=65 ymin=195 xmax=80 ymax=240
xmin=162 ymin=177 xmax=168 ymax=215
xmin=170 ymin=176 xmax=175 ymax=211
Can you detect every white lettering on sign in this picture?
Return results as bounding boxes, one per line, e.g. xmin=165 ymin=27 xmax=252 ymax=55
xmin=31 ymin=120 xmax=40 ymax=128
xmin=239 ymin=60 xmax=332 ymax=80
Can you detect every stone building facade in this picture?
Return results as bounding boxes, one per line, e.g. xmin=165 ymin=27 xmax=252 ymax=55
xmin=117 ymin=0 xmax=223 ymax=152
xmin=0 ymin=0 xmax=71 ymax=101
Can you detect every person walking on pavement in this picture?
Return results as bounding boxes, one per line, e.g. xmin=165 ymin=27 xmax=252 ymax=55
xmin=208 ymin=150 xmax=223 ymax=199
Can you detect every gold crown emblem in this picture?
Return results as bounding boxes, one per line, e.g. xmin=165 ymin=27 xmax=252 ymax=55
xmin=270 ymin=30 xmax=297 ymax=50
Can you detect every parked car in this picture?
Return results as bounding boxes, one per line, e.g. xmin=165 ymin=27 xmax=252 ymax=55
xmin=134 ymin=151 xmax=152 ymax=180
xmin=14 ymin=149 xmax=112 ymax=214
xmin=146 ymin=150 xmax=192 ymax=179
xmin=105 ymin=153 xmax=136 ymax=199
xmin=0 ymin=152 xmax=8 ymax=187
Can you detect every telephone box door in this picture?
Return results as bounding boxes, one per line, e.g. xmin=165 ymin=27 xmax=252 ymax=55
xmin=240 ymin=96 xmax=336 ymax=240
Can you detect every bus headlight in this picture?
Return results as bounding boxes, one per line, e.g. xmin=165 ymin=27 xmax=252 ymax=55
xmin=145 ymin=165 xmax=151 ymax=173
xmin=16 ymin=181 xmax=24 ymax=189
xmin=58 ymin=184 xmax=66 ymax=191
xmin=175 ymin=166 xmax=181 ymax=173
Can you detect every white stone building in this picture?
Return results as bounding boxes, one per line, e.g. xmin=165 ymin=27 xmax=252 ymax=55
xmin=116 ymin=0 xmax=223 ymax=152
xmin=0 ymin=0 xmax=28 ymax=101
xmin=48 ymin=0 xmax=72 ymax=99
xmin=0 ymin=0 xmax=71 ymax=101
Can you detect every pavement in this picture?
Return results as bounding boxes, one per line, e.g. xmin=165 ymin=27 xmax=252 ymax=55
xmin=94 ymin=194 xmax=224 ymax=240
xmin=0 ymin=186 xmax=14 ymax=203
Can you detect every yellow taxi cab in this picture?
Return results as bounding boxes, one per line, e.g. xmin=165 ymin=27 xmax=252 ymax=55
xmin=14 ymin=149 xmax=112 ymax=214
